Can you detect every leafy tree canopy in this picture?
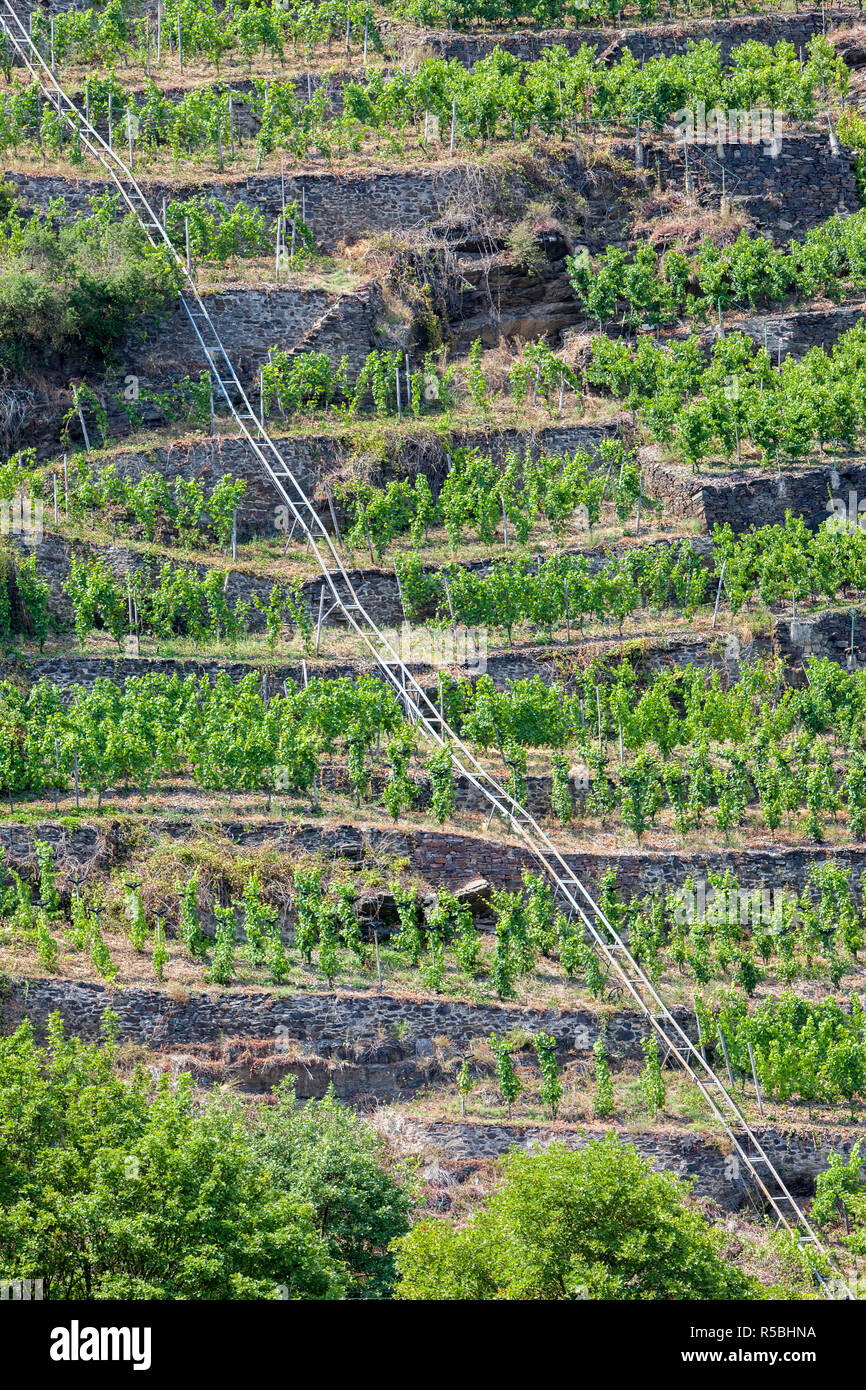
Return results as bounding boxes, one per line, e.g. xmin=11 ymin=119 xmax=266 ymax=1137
xmin=393 ymin=1136 xmax=765 ymax=1300
xmin=249 ymin=1080 xmax=412 ymax=1297
xmin=0 ymin=1014 xmax=407 ymax=1299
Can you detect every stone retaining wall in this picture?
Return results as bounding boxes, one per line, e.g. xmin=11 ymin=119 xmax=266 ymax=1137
xmin=121 ymin=282 xmax=383 ymax=392
xmin=0 ymin=613 xmax=839 ymax=707
xmin=410 ymin=9 xmax=858 ymax=68
xmin=2 ymin=970 xmax=854 ymax=1209
xmin=0 ymin=974 xmax=670 ymax=1058
xmin=376 ymin=1113 xmax=860 ymax=1210
xmin=1 ymin=626 xmax=751 ymax=698
xmin=7 ymin=122 xmax=854 ymax=259
xmin=1 ymin=816 xmax=864 ymax=901
xmin=693 ymin=301 xmax=866 ymax=360
xmin=775 ymin=608 xmax=866 ymax=669
xmin=21 ymin=500 xmax=687 ymax=636
xmin=4 ymin=165 xmax=473 ymax=253
xmin=640 ymin=451 xmax=866 ymax=532
xmin=647 ymin=129 xmax=859 ymax=238
xmin=14 ymin=530 xmax=405 ymax=631
xmin=567 ymin=300 xmax=866 ymax=370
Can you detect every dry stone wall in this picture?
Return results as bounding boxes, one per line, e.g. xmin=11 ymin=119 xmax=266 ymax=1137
xmin=376 ymin=1113 xmax=860 ymax=1210
xmin=0 ymin=626 xmax=760 ymax=700
xmin=24 ymin=473 xmax=680 ymax=635
xmin=122 ymin=282 xmax=383 ymax=390
xmin=0 ymin=974 xmax=673 ymax=1057
xmin=775 ymin=609 xmax=866 ymax=668
xmin=693 ymin=302 xmax=865 ymax=359
xmin=640 ymin=451 xmax=866 ymax=532
xmin=1 ymin=971 xmax=854 ymax=1209
xmin=14 ymin=530 xmax=405 ymax=631
xmin=79 ymin=420 xmax=613 ymax=537
xmin=7 ymin=123 xmax=852 ymax=259
xmin=570 ymin=301 xmax=866 ymax=363
xmin=4 ymin=165 xmax=472 ymax=252
xmin=1 ymin=816 xmax=864 ymax=903
xmin=645 ymin=129 xmax=859 ymax=238
xmin=409 ymin=8 xmax=857 ymax=67
xmin=1 ymin=970 xmax=858 ymax=1208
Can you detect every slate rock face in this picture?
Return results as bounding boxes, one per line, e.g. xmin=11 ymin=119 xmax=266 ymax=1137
xmin=454 ymin=877 xmax=492 ymax=913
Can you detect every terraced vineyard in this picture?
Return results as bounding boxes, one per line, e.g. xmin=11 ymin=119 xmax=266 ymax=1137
xmin=5 ymin=0 xmax=866 ymax=1317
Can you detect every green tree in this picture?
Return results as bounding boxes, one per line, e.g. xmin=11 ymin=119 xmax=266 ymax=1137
xmin=88 ymin=918 xmax=116 ymax=983
xmin=522 ymin=871 xmax=556 ymax=955
xmin=265 ymin=912 xmax=290 ymax=984
xmin=293 ymin=864 xmax=323 ymax=963
xmin=431 ymin=891 xmax=480 ymax=978
xmin=0 ymin=1016 xmax=344 ymax=1299
xmin=491 ymin=890 xmax=518 ymax=999
xmin=392 ymin=1137 xmax=763 ymax=1300
xmin=250 ymin=1080 xmax=411 ymax=1298
xmin=35 ymin=911 xmax=58 ymax=971
xmin=392 ymin=882 xmax=424 ymax=965
xmin=734 ymin=949 xmax=763 ymax=998
xmin=34 ymin=839 xmax=60 ymax=917
xmin=586 ymin=749 xmax=618 ymax=824
xmin=239 ymin=871 xmax=277 ymax=965
xmin=16 ymin=555 xmax=50 ymax=651
xmin=421 ymin=922 xmax=445 ymax=992
xmin=383 ymin=728 xmax=415 ymax=822
xmin=580 ymin=941 xmax=606 ymax=999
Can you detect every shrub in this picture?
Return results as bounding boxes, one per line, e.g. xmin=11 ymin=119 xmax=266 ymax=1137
xmin=0 ymin=193 xmax=178 ymax=366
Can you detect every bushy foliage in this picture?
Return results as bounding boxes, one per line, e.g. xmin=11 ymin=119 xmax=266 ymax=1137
xmin=0 ymin=1013 xmax=348 ymax=1298
xmin=250 ymin=1080 xmax=411 ymax=1297
xmin=0 ymin=193 xmax=177 ymax=365
xmin=393 ymin=1137 xmax=764 ymax=1299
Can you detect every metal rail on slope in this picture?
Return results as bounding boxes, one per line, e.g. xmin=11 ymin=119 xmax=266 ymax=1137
xmin=0 ymin=3 xmax=853 ymax=1294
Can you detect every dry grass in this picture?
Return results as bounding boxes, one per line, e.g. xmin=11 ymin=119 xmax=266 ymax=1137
xmin=10 ymin=600 xmax=736 ymax=674
xmin=0 ymin=127 xmax=570 ymax=184
xmin=50 ymin=486 xmax=675 ymax=574
xmin=29 ymin=380 xmax=628 ymax=471
xmin=192 ymin=255 xmax=364 ymax=295
xmin=53 ymin=51 xmax=392 ymax=98
xmin=3 ymin=785 xmax=866 ymax=1007
xmin=633 ymin=194 xmax=748 ymax=252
